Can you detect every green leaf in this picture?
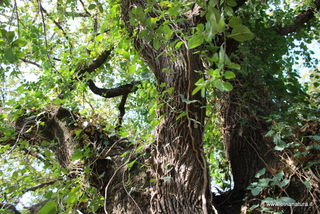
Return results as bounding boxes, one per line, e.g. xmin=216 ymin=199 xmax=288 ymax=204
xmin=71 ymin=149 xmax=83 ymax=160
xmin=176 ymin=112 xmax=187 ymax=120
xmin=217 ymin=18 xmax=225 ymax=33
xmin=4 ymin=48 xmax=14 ymax=63
xmin=66 ymin=187 xmax=80 ymax=203
xmin=229 ymin=17 xmax=243 ymax=28
xmin=179 ymin=94 xmax=198 ymax=104
xmin=226 ymin=62 xmax=241 ymax=69
xmin=88 ymin=4 xmax=96 ymax=10
xmin=6 ymin=31 xmax=15 ymax=42
xmin=162 ymin=176 xmax=171 ymax=181
xmin=228 ymin=25 xmax=255 ymax=42
xmin=251 ymin=187 xmax=263 ymax=196
xmin=279 ymin=197 xmax=296 ymax=203
xmin=98 ymin=4 xmax=104 ymax=13
xmin=175 ymin=41 xmax=184 ymax=48
xmin=188 ymin=34 xmax=204 ymax=49
xmin=278 ymin=178 xmax=290 ymax=187
xmin=255 ymin=168 xmax=266 ymax=178
xmin=128 ymin=159 xmax=137 ymax=167
xmin=207 ymin=68 xmax=219 ymax=77
xmin=227 ymin=0 xmax=237 ymax=7
xmin=121 ymin=151 xmax=130 ymax=157
xmin=222 ymin=81 xmax=233 ymax=91
xmin=307 ymin=135 xmax=320 ymax=140
xmin=12 ymin=38 xmax=26 ymax=47
xmin=192 ymin=86 xmax=202 ymax=95
xmin=153 ymin=39 xmax=161 ymax=50
xmin=38 ymin=201 xmax=57 ymax=214
xmin=224 ymin=71 xmax=236 ymax=79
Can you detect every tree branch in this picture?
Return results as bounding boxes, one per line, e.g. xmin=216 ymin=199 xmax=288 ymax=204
xmin=77 ymin=49 xmax=114 ymax=75
xmin=39 ymin=4 xmax=74 ymax=54
xmin=0 ymin=203 xmax=21 ymax=214
xmin=19 ymin=58 xmax=42 ymax=68
xmin=276 ymin=0 xmax=320 ymax=35
xmin=88 ymin=80 xmax=139 ymax=98
xmin=22 ymin=179 xmax=60 ymax=193
xmin=115 ymin=93 xmax=128 ymax=131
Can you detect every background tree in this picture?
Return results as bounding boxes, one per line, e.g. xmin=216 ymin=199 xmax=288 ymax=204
xmin=0 ymin=0 xmax=319 ymax=214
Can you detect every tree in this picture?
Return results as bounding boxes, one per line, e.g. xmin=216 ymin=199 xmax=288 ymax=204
xmin=0 ymin=0 xmax=319 ymax=213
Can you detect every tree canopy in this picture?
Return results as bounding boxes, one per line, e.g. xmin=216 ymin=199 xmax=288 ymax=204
xmin=0 ymin=0 xmax=319 ymax=213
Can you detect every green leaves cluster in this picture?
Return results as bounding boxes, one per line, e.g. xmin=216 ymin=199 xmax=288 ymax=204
xmin=0 ymin=29 xmax=26 ymax=63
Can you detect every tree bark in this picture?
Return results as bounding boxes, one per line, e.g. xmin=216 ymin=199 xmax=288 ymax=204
xmin=121 ymin=1 xmax=214 ymax=213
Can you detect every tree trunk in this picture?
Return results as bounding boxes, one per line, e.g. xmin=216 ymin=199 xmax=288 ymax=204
xmin=121 ymin=1 xmax=214 ymax=213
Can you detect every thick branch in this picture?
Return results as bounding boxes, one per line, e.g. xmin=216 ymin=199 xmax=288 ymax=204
xmin=88 ymin=80 xmax=138 ymax=98
xmin=276 ymin=0 xmax=320 ymax=35
xmin=0 ymin=203 xmax=21 ymax=214
xmin=115 ymin=93 xmax=128 ymax=131
xmin=77 ymin=49 xmax=113 ymax=75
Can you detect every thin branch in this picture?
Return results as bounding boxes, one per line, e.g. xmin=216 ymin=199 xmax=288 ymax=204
xmin=37 ymin=0 xmax=55 ymax=71
xmin=13 ymin=0 xmax=20 ymax=36
xmin=19 ymin=58 xmax=42 ymax=68
xmin=22 ymin=179 xmax=60 ymax=193
xmin=78 ymin=0 xmax=92 ymax=17
xmin=38 ymin=4 xmax=73 ymax=54
xmin=22 ymin=148 xmax=46 ymax=162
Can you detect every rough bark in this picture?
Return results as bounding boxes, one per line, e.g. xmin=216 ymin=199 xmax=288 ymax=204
xmin=2 ymin=1 xmax=320 ymax=214
xmin=10 ymin=106 xmax=152 ymax=214
xmin=121 ymin=1 xmax=213 ymax=213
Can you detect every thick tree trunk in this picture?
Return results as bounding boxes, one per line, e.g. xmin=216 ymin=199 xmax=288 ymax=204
xmin=219 ymin=76 xmax=320 ymax=213
xmin=121 ymin=1 xmax=214 ymax=213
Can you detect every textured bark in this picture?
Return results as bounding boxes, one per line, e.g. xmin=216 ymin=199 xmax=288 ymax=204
xmin=3 ymin=1 xmax=320 ymax=214
xmin=121 ymin=1 xmax=213 ymax=213
xmin=11 ymin=107 xmax=152 ymax=214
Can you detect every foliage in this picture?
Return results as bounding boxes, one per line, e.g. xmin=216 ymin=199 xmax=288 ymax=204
xmin=0 ymin=0 xmax=319 ymax=213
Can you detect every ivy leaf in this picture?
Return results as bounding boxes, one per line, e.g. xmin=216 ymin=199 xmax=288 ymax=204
xmin=255 ymin=168 xmax=266 ymax=178
xmin=228 ymin=25 xmax=255 ymax=42
xmin=180 ymin=94 xmax=198 ymax=104
xmin=188 ymin=34 xmax=204 ymax=49
xmin=251 ymin=187 xmax=263 ymax=196
xmin=162 ymin=176 xmax=171 ymax=181
xmin=307 ymin=135 xmax=320 ymax=140
xmin=71 ymin=149 xmax=83 ymax=160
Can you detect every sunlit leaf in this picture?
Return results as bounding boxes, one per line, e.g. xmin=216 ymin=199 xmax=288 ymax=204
xmin=224 ymin=71 xmax=236 ymax=79
xmin=188 ymin=34 xmax=204 ymax=49
xmin=228 ymin=25 xmax=255 ymax=42
xmin=38 ymin=201 xmax=57 ymax=214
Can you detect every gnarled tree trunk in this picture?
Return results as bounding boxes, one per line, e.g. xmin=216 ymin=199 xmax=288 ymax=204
xmin=121 ymin=1 xmax=213 ymax=213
